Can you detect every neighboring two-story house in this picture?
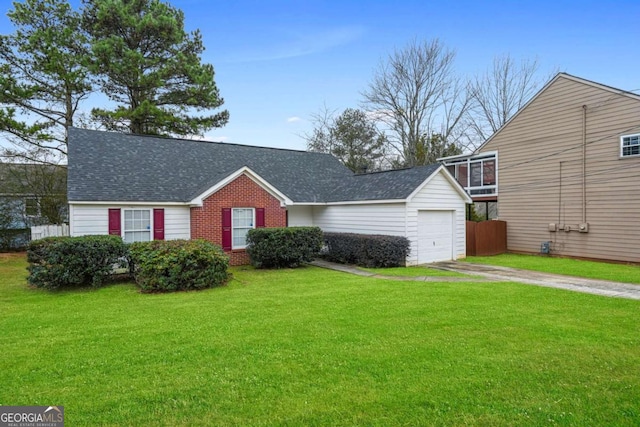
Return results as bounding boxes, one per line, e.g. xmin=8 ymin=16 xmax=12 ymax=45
xmin=0 ymin=163 xmax=67 ymax=249
xmin=442 ymin=73 xmax=640 ymax=263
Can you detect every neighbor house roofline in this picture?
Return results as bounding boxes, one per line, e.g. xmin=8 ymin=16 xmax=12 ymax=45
xmin=436 ymin=150 xmax=498 ymax=162
xmin=474 ymin=72 xmax=640 ymax=153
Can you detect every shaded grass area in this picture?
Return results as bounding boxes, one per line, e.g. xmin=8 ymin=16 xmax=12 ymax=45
xmin=359 ymin=265 xmax=467 ymax=277
xmin=1 ymin=254 xmax=639 ymax=426
xmin=467 ymin=253 xmax=640 ymax=284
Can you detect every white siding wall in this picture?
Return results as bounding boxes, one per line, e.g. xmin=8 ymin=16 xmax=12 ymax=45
xmin=70 ymin=204 xmax=190 ymax=240
xmin=312 ymin=203 xmax=406 ymax=236
xmin=406 ymin=172 xmax=467 ymax=265
xmin=287 ymin=205 xmax=314 ymax=226
xmin=164 ymin=207 xmax=191 ymax=240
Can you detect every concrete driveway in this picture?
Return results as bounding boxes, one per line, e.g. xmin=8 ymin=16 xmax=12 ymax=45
xmin=312 ymin=259 xmax=640 ymax=300
xmin=432 ymin=261 xmax=640 ymax=300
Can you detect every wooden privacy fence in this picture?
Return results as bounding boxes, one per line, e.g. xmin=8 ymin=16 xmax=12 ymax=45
xmin=31 ymin=224 xmax=70 ymax=241
xmin=466 ymin=220 xmax=507 ymax=256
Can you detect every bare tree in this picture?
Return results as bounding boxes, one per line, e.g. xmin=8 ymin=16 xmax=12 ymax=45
xmin=305 ymin=104 xmax=338 ymax=156
xmin=467 ymin=54 xmax=548 ymax=146
xmin=361 ymin=39 xmax=470 ymax=167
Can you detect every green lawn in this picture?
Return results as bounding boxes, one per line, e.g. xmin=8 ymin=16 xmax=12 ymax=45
xmin=2 ymin=253 xmax=640 ymax=426
xmin=466 ymin=253 xmax=640 ymax=284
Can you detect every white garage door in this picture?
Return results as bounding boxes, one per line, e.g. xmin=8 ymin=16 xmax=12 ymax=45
xmin=417 ymin=210 xmax=454 ymax=263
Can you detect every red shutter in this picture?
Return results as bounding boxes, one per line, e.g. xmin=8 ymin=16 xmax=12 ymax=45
xmin=153 ymin=208 xmax=165 ymax=240
xmin=256 ymin=208 xmax=265 ymax=228
xmin=222 ymin=208 xmax=232 ymax=251
xmin=108 ymin=208 xmax=121 ymax=236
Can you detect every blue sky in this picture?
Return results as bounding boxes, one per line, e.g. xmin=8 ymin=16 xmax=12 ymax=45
xmin=1 ymin=0 xmax=639 ymax=150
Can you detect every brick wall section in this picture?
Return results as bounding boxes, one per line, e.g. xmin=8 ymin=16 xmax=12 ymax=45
xmin=190 ymin=174 xmax=287 ymax=265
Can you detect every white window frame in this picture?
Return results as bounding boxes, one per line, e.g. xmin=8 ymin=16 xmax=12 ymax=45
xmin=232 ymin=207 xmax=255 ymax=250
xmin=444 ymin=152 xmax=498 ymax=196
xmin=122 ymin=208 xmax=153 ymax=243
xmin=620 ymin=134 xmax=640 ymax=158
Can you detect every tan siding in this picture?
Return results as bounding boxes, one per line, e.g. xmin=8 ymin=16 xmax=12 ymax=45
xmin=481 ymin=75 xmax=640 ymax=263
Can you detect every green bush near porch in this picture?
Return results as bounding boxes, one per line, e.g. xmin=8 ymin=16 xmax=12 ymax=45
xmin=27 ymin=235 xmax=128 ymax=290
xmin=246 ymin=226 xmax=323 ymax=268
xmin=129 ymin=239 xmax=229 ymax=292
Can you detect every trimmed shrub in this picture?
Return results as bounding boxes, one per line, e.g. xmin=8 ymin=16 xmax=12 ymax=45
xmin=246 ymin=226 xmax=323 ymax=268
xmin=27 ymin=235 xmax=129 ymax=290
xmin=0 ymin=228 xmax=30 ymax=251
xmin=322 ymin=232 xmax=410 ymax=268
xmin=129 ymin=239 xmax=229 ymax=292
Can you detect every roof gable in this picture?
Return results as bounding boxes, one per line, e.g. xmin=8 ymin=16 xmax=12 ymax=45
xmin=190 ymin=166 xmax=293 ymax=206
xmin=476 ymin=73 xmax=640 ymax=153
xmin=407 ymin=165 xmax=472 ymax=203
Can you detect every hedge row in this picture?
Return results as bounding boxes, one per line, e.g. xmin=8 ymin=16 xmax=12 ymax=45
xmin=26 ymin=236 xmax=229 ymax=292
xmin=26 ymin=229 xmax=410 ymax=291
xmin=27 ymin=235 xmax=128 ymax=290
xmin=246 ymin=226 xmax=323 ymax=268
xmin=129 ymin=239 xmax=229 ymax=292
xmin=322 ymin=232 xmax=410 ymax=268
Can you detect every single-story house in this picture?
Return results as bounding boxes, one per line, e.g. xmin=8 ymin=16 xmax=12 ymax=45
xmin=441 ymin=73 xmax=640 ymax=263
xmin=67 ymin=127 xmax=472 ymax=265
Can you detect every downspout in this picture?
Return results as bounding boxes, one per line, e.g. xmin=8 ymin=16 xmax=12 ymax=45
xmin=582 ymin=105 xmax=587 ymax=224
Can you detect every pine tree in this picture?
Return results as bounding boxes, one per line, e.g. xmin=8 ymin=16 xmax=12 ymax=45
xmin=0 ymin=0 xmax=92 ymax=163
xmin=82 ymin=0 xmax=229 ymax=136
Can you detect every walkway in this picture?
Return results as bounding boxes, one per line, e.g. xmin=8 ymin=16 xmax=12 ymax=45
xmin=311 ymin=259 xmax=640 ymax=300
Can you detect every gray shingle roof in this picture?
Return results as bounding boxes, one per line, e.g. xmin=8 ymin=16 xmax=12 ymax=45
xmin=326 ymin=164 xmax=441 ymax=202
xmin=67 ymin=128 xmax=443 ymax=203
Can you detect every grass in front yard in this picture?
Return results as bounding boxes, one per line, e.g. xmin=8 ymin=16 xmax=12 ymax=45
xmin=466 ymin=253 xmax=640 ymax=284
xmin=359 ymin=265 xmax=468 ymax=277
xmin=2 ymin=254 xmax=640 ymax=426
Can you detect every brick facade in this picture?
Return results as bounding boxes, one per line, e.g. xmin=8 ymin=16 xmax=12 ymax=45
xmin=190 ymin=174 xmax=287 ymax=265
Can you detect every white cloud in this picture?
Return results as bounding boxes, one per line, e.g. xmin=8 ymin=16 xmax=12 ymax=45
xmin=365 ymin=109 xmax=393 ymax=122
xmin=286 ymin=116 xmax=301 ymax=123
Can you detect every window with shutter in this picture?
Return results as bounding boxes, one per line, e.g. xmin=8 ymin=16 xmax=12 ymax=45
xmin=122 ymin=209 xmax=151 ymax=243
xmin=232 ymin=208 xmax=254 ymax=249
